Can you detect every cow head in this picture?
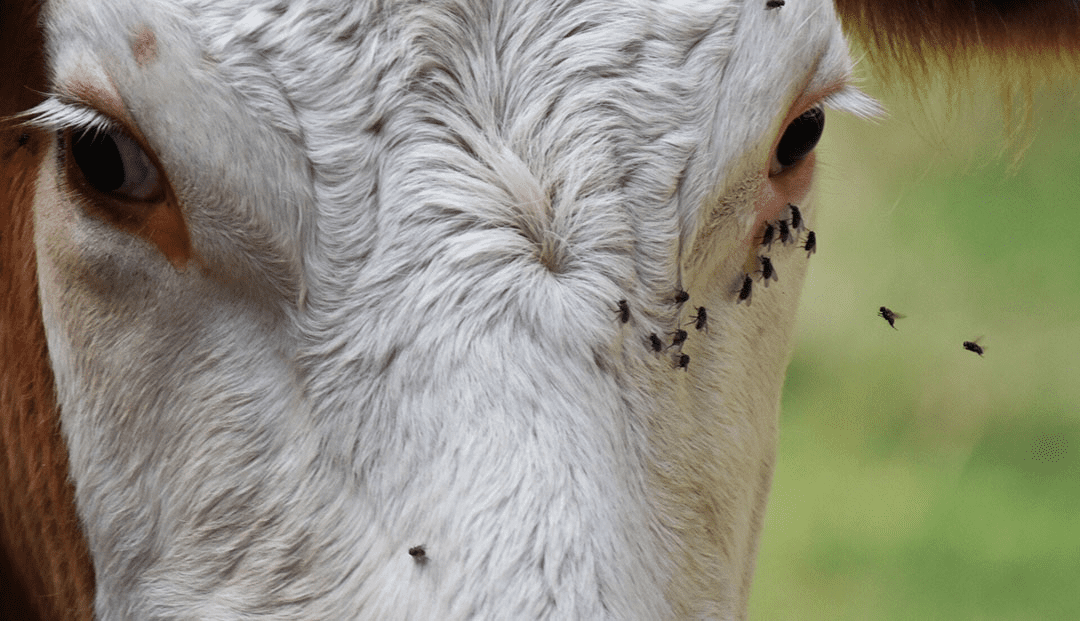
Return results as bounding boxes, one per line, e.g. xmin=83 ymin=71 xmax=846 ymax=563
xmin=2 ymin=0 xmax=1076 ymax=619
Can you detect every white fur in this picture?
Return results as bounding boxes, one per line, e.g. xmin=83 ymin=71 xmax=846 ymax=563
xmin=31 ymin=0 xmax=870 ymax=618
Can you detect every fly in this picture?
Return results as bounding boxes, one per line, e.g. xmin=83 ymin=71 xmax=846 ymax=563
xmin=759 ymin=256 xmax=778 ymax=284
xmin=737 ymin=274 xmax=753 ymax=304
xmin=670 ymin=329 xmax=688 ymax=349
xmin=803 ymin=230 xmax=816 ymax=257
xmin=788 ymin=204 xmax=803 ymax=231
xmin=878 ymin=306 xmax=904 ymax=329
xmin=777 ymin=219 xmax=791 ymax=245
xmin=760 ymin=222 xmax=776 ymax=249
xmin=649 ymin=333 xmax=664 ymax=352
xmin=688 ymin=306 xmax=708 ymax=332
xmin=962 ymin=338 xmax=986 ymax=356
xmin=675 ymin=353 xmax=690 ymax=370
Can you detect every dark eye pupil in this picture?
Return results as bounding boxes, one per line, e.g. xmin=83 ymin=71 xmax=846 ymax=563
xmin=71 ymin=129 xmax=125 ymax=193
xmin=776 ymin=106 xmax=824 ymax=168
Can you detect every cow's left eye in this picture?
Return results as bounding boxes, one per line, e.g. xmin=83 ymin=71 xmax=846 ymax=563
xmin=771 ymin=106 xmax=824 ymax=174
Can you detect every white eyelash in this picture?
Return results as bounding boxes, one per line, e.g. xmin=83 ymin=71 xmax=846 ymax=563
xmin=18 ymin=97 xmax=117 ymax=136
xmin=823 ymin=85 xmax=885 ymax=120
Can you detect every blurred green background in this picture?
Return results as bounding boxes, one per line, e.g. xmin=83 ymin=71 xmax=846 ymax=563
xmin=750 ymin=72 xmax=1080 ymax=620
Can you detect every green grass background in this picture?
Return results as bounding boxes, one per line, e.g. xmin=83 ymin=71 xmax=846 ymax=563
xmin=749 ymin=75 xmax=1080 ymax=620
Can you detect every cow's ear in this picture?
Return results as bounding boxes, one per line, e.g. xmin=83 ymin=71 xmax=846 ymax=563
xmin=834 ymin=0 xmax=1080 ymax=85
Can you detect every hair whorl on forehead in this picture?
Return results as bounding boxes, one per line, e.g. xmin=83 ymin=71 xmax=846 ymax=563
xmin=835 ymin=0 xmax=1080 ymax=86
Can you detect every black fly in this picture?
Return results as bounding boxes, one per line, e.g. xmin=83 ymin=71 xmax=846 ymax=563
xmin=878 ymin=306 xmax=904 ymax=329
xmin=760 ymin=222 xmax=776 ymax=249
xmin=759 ymin=256 xmax=778 ymax=285
xmin=788 ymin=204 xmax=803 ymax=231
xmin=688 ymin=306 xmax=708 ymax=332
xmin=777 ymin=219 xmax=791 ymax=245
xmin=765 ymin=0 xmax=785 ymax=8
xmin=615 ymin=299 xmax=630 ymax=323
xmin=962 ymin=338 xmax=986 ymax=356
xmin=672 ymin=289 xmax=690 ymax=305
xmin=648 ymin=333 xmax=664 ymax=352
xmin=675 ymin=353 xmax=690 ymax=370
xmin=737 ymin=274 xmax=753 ymax=304
xmin=803 ymin=230 xmax=816 ymax=257
xmin=670 ymin=329 xmax=688 ymax=349
xmin=409 ymin=545 xmax=427 ymax=564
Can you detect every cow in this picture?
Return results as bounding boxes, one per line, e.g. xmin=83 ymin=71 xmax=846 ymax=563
xmin=2 ymin=0 xmax=1077 ymax=619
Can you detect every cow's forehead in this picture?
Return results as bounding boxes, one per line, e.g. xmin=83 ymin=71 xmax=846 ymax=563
xmin=37 ymin=0 xmax=865 ymax=305
xmin=40 ymin=0 xmax=858 ymax=189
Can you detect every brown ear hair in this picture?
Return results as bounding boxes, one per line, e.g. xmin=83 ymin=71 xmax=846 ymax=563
xmin=834 ymin=0 xmax=1080 ymax=84
xmin=1 ymin=1 xmax=96 ymax=619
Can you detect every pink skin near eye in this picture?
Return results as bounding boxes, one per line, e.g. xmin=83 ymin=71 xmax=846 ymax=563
xmin=749 ymin=87 xmax=836 ymax=244
xmin=753 ymin=148 xmax=814 ymax=235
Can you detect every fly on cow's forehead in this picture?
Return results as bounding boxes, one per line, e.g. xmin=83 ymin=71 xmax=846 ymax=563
xmin=408 ymin=545 xmax=428 ymax=564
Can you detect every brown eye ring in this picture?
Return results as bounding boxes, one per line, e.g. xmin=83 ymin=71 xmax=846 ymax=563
xmin=58 ymin=124 xmax=191 ymax=268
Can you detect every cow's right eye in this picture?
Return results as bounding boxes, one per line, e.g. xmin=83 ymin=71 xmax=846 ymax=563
xmin=772 ymin=105 xmax=824 ymax=173
xmin=68 ymin=127 xmax=163 ymax=202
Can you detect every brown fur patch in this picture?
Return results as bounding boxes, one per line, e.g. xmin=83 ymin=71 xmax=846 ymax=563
xmin=1 ymin=1 xmax=96 ymax=619
xmin=132 ymin=26 xmax=158 ymax=67
xmin=835 ymin=0 xmax=1080 ymax=87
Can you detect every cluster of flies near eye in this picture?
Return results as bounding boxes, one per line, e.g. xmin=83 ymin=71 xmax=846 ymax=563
xmin=615 ymin=203 xmax=814 ymax=371
xmin=878 ymin=306 xmax=986 ymax=356
xmin=614 ymin=199 xmax=985 ymax=370
xmin=739 ymin=202 xmax=815 ymax=308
